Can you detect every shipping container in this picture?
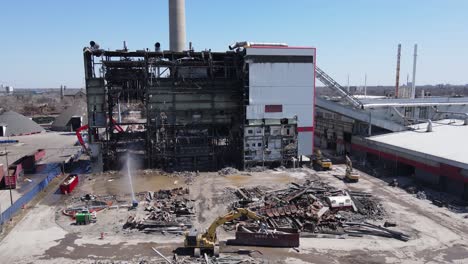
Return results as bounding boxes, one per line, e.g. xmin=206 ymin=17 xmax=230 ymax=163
xmin=3 ymin=163 xmax=22 ymax=189
xmin=60 ymin=174 xmax=79 ymax=194
xmin=228 ymin=226 xmax=300 ymax=247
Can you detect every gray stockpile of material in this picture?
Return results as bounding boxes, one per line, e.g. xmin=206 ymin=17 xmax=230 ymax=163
xmin=51 ymin=101 xmax=87 ymax=131
xmin=0 ymin=111 xmax=45 ymax=136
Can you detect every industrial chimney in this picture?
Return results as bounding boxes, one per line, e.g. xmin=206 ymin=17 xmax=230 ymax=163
xmin=169 ymin=0 xmax=186 ymax=52
xmin=411 ymin=44 xmax=418 ymax=99
xmin=395 ymin=44 xmax=401 ymax=98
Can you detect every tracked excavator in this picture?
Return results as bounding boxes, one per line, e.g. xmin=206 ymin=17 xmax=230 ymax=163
xmin=345 ymin=155 xmax=360 ymax=182
xmin=184 ymin=208 xmax=265 ymax=257
xmin=313 ymin=149 xmax=333 ymax=170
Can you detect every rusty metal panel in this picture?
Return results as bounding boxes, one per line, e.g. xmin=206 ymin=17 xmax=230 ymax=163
xmin=229 ymin=227 xmax=300 ymax=248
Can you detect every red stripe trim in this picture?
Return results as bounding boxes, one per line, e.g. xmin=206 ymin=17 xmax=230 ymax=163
xmin=351 ymin=143 xmax=467 ymax=183
xmin=298 ymin=127 xmax=314 ymax=132
xmin=249 ymin=46 xmax=316 ymax=49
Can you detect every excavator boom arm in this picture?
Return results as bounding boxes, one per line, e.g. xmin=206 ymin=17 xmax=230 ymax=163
xmin=76 ymin=124 xmax=89 ymax=152
xmin=204 ymin=208 xmax=263 ymax=242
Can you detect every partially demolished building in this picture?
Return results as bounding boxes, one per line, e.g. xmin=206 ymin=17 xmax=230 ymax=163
xmin=83 ymin=43 xmax=316 ymax=171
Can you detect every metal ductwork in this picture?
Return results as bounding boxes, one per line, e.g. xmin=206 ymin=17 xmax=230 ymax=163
xmin=426 ymin=120 xmax=433 ymax=132
xmin=433 ymin=107 xmax=468 ymax=125
xmin=228 ymin=41 xmax=288 ymax=50
xmin=169 ymin=0 xmax=186 ymax=52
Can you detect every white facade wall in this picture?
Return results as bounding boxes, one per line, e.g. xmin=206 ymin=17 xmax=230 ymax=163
xmin=246 ymin=47 xmax=315 ymax=155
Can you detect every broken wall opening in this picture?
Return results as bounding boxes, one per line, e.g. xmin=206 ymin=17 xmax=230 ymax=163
xmin=84 ymin=48 xmax=245 ymax=171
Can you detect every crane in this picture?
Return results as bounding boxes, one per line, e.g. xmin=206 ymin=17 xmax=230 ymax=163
xmin=184 ymin=208 xmax=265 ymax=257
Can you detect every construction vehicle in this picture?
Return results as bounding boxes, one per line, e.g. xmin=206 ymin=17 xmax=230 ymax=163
xmin=345 ymin=155 xmax=359 ymax=182
xmin=3 ymin=162 xmax=23 ymax=189
xmin=76 ymin=118 xmax=124 ymax=153
xmin=75 ymin=209 xmax=96 ymax=225
xmin=312 ymin=149 xmax=332 ymax=170
xmin=184 ymin=208 xmax=265 ymax=257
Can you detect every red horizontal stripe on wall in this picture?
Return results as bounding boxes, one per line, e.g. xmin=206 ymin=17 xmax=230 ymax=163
xmin=298 ymin=127 xmax=314 ymax=132
xmin=265 ymin=105 xmax=283 ymax=113
xmin=351 ymin=143 xmax=467 ymax=183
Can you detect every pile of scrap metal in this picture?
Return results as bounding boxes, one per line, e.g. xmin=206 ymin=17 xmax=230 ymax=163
xmin=63 ymin=196 xmax=112 ymax=218
xmin=342 ymin=222 xmax=410 ymax=241
xmin=178 ymin=256 xmax=264 ymax=264
xmin=226 ymin=180 xmax=409 ymax=241
xmin=155 ymin=252 xmax=265 ymax=264
xmin=152 ymin=187 xmax=189 ymax=200
xmin=125 ymin=188 xmax=194 ymax=234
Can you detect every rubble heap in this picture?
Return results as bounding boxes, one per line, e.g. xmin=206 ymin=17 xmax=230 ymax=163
xmin=125 ymin=187 xmax=194 ymax=233
xmin=218 ymin=167 xmax=240 ymax=176
xmin=225 ymin=179 xmax=408 ymax=241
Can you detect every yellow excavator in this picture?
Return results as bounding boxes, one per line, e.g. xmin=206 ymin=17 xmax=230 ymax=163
xmin=184 ymin=208 xmax=265 ymax=257
xmin=313 ymin=149 xmax=332 ymax=170
xmin=345 ymin=155 xmax=359 ymax=182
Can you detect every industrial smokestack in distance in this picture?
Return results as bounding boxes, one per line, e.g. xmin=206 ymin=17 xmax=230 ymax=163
xmin=411 ymin=44 xmax=418 ymax=99
xmin=395 ymin=44 xmax=401 ymax=98
xmin=169 ymin=0 xmax=186 ymax=52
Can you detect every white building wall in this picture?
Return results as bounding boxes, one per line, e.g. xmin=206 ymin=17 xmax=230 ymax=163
xmin=298 ymin=132 xmax=313 ymax=155
xmin=246 ymin=47 xmax=315 ymax=155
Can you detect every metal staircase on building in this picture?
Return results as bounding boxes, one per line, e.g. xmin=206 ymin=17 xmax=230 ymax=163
xmin=315 ymin=67 xmax=364 ymax=109
xmin=315 ymin=67 xmax=407 ymax=132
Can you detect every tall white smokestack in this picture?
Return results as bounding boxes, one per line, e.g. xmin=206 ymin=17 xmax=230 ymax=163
xmin=169 ymin=0 xmax=186 ymax=52
xmin=395 ymin=43 xmax=401 ymax=98
xmin=411 ymin=44 xmax=418 ymax=99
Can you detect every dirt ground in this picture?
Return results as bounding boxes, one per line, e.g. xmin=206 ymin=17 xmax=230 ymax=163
xmin=0 ymin=164 xmax=467 ymax=263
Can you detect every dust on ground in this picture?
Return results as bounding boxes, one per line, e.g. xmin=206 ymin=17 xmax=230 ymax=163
xmin=0 ymin=165 xmax=467 ymax=263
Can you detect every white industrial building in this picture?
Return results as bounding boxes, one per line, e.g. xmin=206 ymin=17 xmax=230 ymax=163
xmin=243 ymin=46 xmax=316 ymax=166
xmin=314 ymin=67 xmax=468 ymax=199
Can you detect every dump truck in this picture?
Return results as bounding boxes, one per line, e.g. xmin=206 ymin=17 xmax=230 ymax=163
xmin=312 ymin=149 xmax=332 ymax=171
xmin=184 ymin=208 xmax=265 ymax=257
xmin=1 ymin=162 xmax=23 ymax=189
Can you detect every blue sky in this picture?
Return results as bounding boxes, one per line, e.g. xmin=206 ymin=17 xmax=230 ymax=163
xmin=0 ymin=0 xmax=467 ymax=88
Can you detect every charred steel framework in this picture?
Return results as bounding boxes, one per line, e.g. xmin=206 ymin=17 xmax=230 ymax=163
xmin=83 ymin=48 xmax=245 ymax=171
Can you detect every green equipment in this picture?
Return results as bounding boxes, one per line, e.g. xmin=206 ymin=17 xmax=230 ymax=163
xmin=76 ymin=210 xmax=93 ymax=225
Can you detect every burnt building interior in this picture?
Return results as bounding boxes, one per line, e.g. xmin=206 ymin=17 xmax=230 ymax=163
xmin=83 ymin=44 xmax=246 ymax=171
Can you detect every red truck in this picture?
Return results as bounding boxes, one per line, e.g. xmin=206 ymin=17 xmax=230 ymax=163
xmin=0 ymin=149 xmax=45 ymax=189
xmin=0 ymin=162 xmax=23 ymax=189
